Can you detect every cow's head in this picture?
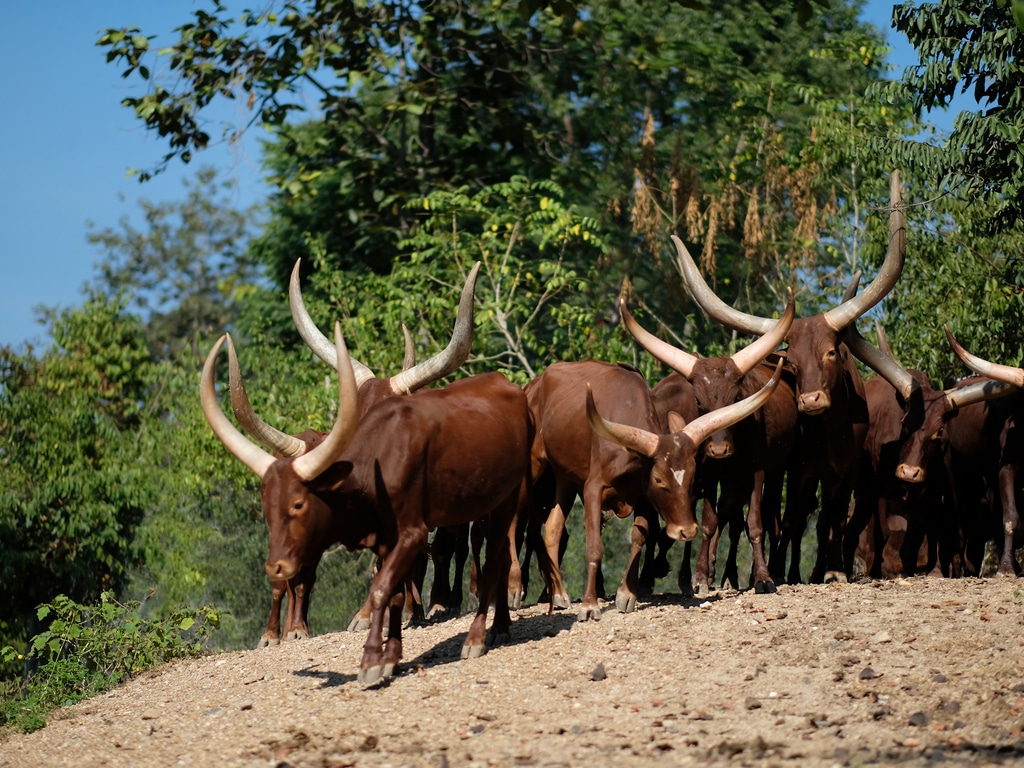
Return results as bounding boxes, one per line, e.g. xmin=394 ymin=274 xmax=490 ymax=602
xmin=585 ymin=360 xmax=783 ymax=541
xmin=855 ymin=325 xmax=1019 ymax=484
xmin=620 ymin=286 xmax=794 ymax=458
xmin=673 ymin=170 xmax=905 ymax=416
xmin=200 ymin=323 xmax=360 ymax=582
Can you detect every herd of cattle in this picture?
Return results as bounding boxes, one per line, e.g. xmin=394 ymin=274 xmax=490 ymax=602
xmin=200 ymin=171 xmax=1023 ymax=684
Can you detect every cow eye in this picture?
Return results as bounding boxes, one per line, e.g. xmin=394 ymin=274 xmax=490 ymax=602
xmin=292 ymin=499 xmax=305 ymax=512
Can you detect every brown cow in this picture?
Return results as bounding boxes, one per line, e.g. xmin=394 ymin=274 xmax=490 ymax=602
xmin=239 ymin=262 xmax=480 ymax=646
xmin=526 ymin=356 xmax=783 ymax=620
xmin=843 ymin=321 xmax=945 ymax=578
xmin=940 ymin=330 xmax=1022 ymax=576
xmin=848 ymin=324 xmax=1017 ymax=576
xmin=673 ymin=171 xmax=906 ymax=583
xmin=620 ymin=288 xmax=798 ymax=594
xmin=202 ymin=323 xmax=532 ymax=684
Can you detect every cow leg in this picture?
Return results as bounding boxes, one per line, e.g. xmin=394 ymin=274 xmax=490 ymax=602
xmin=811 ymin=486 xmax=852 ymax=584
xmin=542 ymin=483 xmax=575 ymax=610
xmin=284 ymin=565 xmax=317 ymax=641
xmin=427 ymin=527 xmax=456 ymax=620
xmin=693 ymin=493 xmax=719 ymax=597
xmin=577 ymin=484 xmax=606 ymax=621
xmin=507 ymin=510 xmax=526 ymax=609
xmin=468 ymin=520 xmax=485 ymax=610
xmin=257 ymin=579 xmax=287 ymax=648
xmin=359 ymin=531 xmax=427 ymax=685
xmin=747 ymin=470 xmax=775 ymax=594
xmin=718 ymin=483 xmax=747 ymax=591
xmin=382 ymin=586 xmax=406 ymax=678
xmin=405 ymin=551 xmax=428 ymax=627
xmin=996 ymin=462 xmax=1021 ymax=575
xmin=615 ymin=511 xmax=651 ymax=613
xmin=464 ymin=505 xmax=515 ymax=658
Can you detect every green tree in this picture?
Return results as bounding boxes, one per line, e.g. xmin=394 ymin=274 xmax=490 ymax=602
xmin=86 ymin=168 xmax=258 ymax=359
xmin=878 ymin=0 xmax=1024 ymax=234
xmin=0 ymin=295 xmax=153 ymax=662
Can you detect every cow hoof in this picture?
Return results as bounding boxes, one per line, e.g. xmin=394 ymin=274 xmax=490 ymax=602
xmin=347 ymin=617 xmax=371 ymax=632
xmin=358 ymin=665 xmax=386 ymax=686
xmin=823 ymin=571 xmax=848 ymax=585
xmin=461 ymin=642 xmax=486 ymax=660
xmin=551 ymin=593 xmax=572 ymax=610
xmin=615 ymin=591 xmax=637 ymax=613
xmin=754 ymin=580 xmax=777 ymax=595
xmin=426 ymin=604 xmax=453 ymax=622
xmin=487 ymin=628 xmax=510 ymax=647
xmin=284 ymin=629 xmax=310 ymax=641
xmin=507 ymin=591 xmax=523 ymax=611
xmin=577 ymin=605 xmax=601 ymax=622
xmin=256 ymin=636 xmax=280 ymax=649
xmin=693 ymin=583 xmax=710 ymax=598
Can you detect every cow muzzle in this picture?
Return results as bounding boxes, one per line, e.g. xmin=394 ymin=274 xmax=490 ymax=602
xmin=665 ymin=522 xmax=699 ymax=542
xmin=704 ymin=439 xmax=734 ymax=459
xmin=265 ymin=559 xmax=299 ymax=581
xmin=798 ymin=390 xmax=830 ymax=415
xmin=895 ymin=463 xmax=926 ymax=484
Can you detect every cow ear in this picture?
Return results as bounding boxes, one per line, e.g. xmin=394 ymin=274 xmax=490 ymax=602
xmin=317 ymin=461 xmax=355 ymax=491
xmin=667 ymin=411 xmax=688 ymax=433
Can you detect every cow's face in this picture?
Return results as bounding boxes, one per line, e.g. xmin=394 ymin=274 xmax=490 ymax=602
xmin=645 ymin=429 xmax=700 ymax=542
xmin=785 ymin=317 xmax=845 ymax=415
xmin=261 ymin=459 xmax=352 ymax=581
xmin=690 ymin=358 xmax=745 ymax=458
xmin=896 ymin=393 xmax=953 ymax=484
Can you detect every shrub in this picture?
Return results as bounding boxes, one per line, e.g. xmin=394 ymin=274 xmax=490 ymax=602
xmin=0 ymin=592 xmax=220 ymax=732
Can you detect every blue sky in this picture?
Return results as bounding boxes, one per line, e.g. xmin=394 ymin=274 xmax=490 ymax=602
xmin=0 ymin=1 xmax=917 ymax=350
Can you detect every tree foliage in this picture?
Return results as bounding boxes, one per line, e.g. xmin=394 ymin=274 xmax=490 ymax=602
xmin=875 ymin=1 xmax=1024 ymax=234
xmin=86 ymin=168 xmax=258 ymax=359
xmin=0 ymin=296 xmax=153 ymax=653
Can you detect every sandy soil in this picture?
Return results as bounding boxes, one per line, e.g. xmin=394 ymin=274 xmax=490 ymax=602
xmin=3 ymin=577 xmax=1024 ymax=768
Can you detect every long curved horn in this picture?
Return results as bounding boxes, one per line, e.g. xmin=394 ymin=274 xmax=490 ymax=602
xmin=619 ymin=288 xmax=699 ymax=378
xmin=874 ymin=319 xmax=896 ymax=361
xmin=844 ymin=321 xmax=917 ymax=400
xmin=945 ymin=326 xmax=1024 ymax=388
xmin=292 ymin=322 xmax=361 ymax=482
xmin=200 ymin=335 xmax=275 ymax=479
xmin=401 ymin=324 xmax=416 ymax=371
xmin=729 ymin=289 xmax=795 ymax=375
xmin=822 ymin=170 xmax=906 ymax=331
xmin=388 ymin=261 xmax=481 ymax=395
xmin=680 ymin=359 xmax=783 ymax=446
xmin=672 ymin=235 xmax=775 ymax=335
xmin=586 ymin=383 xmax=660 ymax=457
xmin=289 ymin=259 xmax=377 ymax=388
xmin=227 ymin=336 xmax=310 ymax=458
xmin=944 ymin=377 xmax=1018 ymax=410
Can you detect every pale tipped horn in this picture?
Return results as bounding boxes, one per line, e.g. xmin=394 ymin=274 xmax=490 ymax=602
xmin=586 ymin=382 xmax=660 ymax=457
xmin=289 ymin=259 xmax=377 ymax=388
xmin=945 ymin=326 xmax=1024 ymax=388
xmin=680 ymin=359 xmax=784 ymax=446
xmin=389 ymin=261 xmax=480 ymax=395
xmin=844 ymin=320 xmax=917 ymax=401
xmin=729 ymin=289 xmax=795 ymax=375
xmin=227 ymin=335 xmax=310 ymax=458
xmin=292 ymin=321 xmax=361 ymax=482
xmin=822 ymin=170 xmax=906 ymax=331
xmin=200 ymin=335 xmax=275 ymax=479
xmin=619 ymin=285 xmax=699 ymax=378
xmin=401 ymin=324 xmax=416 ymax=371
xmin=944 ymin=377 xmax=1018 ymax=410
xmin=672 ymin=235 xmax=775 ymax=335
